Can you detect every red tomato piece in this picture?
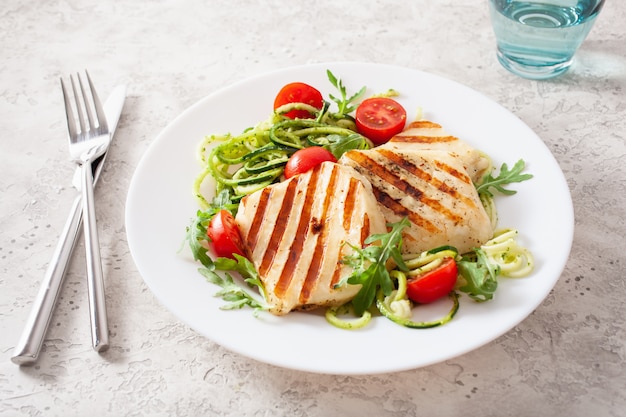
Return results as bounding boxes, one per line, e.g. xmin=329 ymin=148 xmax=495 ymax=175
xmin=207 ymin=210 xmax=246 ymax=260
xmin=406 ymin=258 xmax=458 ymax=304
xmin=283 ymin=147 xmax=337 ymax=179
xmin=355 ymin=97 xmax=407 ymax=145
xmin=273 ymin=82 xmax=324 ymax=119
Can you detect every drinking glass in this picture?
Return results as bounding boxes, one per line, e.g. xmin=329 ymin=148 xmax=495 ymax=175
xmin=488 ymin=0 xmax=605 ymax=79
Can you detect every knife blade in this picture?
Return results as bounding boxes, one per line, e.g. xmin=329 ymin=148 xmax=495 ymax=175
xmin=11 ymin=85 xmax=127 ymax=365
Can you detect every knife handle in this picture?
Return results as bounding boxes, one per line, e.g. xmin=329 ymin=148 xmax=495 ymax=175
xmin=11 ymin=195 xmax=83 ymax=365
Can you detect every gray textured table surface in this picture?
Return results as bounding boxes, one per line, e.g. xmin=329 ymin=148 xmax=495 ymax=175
xmin=1 ymin=1 xmax=624 ymax=416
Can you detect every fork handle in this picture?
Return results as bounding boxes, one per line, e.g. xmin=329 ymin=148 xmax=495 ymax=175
xmin=11 ymin=195 xmax=83 ymax=365
xmin=81 ymin=161 xmax=109 ymax=352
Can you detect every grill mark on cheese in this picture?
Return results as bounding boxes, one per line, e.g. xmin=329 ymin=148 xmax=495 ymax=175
xmin=343 ymin=177 xmax=360 ymax=232
xmin=331 ymin=182 xmax=372 ymax=288
xmin=432 ymin=159 xmax=472 ymax=185
xmin=372 ymin=187 xmax=440 ymax=234
xmin=330 ymin=245 xmax=343 ymax=287
xmin=259 ymin=179 xmax=298 ymax=278
xmin=300 ymin=165 xmax=340 ymax=303
xmin=242 ymin=187 xmax=272 ymax=253
xmin=407 ymin=120 xmax=442 ymax=129
xmin=360 ymin=214 xmax=370 ymax=246
xmin=391 ymin=121 xmax=456 ymax=145
xmin=377 ymin=148 xmax=477 ymax=209
xmin=274 ymin=167 xmax=321 ymax=299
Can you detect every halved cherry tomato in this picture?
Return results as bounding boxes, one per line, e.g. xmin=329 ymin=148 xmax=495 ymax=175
xmin=406 ymin=258 xmax=458 ymax=304
xmin=283 ymin=147 xmax=337 ymax=179
xmin=207 ymin=210 xmax=246 ymax=259
xmin=355 ymin=97 xmax=407 ymax=145
xmin=273 ymin=82 xmax=324 ymax=119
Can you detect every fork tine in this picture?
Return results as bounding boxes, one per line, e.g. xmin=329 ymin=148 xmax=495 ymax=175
xmin=77 ymin=72 xmax=96 ymax=132
xmin=85 ymin=71 xmax=108 ymax=133
xmin=60 ymin=77 xmax=78 ymax=140
xmin=70 ymin=74 xmax=87 ymax=135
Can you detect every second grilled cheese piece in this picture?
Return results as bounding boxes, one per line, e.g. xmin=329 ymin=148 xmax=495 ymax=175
xmin=235 ymin=161 xmax=387 ymax=315
xmin=339 ymin=147 xmax=493 ymax=255
xmin=386 ymin=119 xmax=491 ymax=184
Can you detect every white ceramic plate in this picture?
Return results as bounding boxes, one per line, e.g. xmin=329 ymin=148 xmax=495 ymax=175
xmin=125 ymin=62 xmax=574 ymax=375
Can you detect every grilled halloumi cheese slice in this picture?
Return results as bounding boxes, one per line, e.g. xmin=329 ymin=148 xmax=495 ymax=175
xmin=339 ymin=147 xmax=493 ymax=255
xmin=386 ymin=119 xmax=491 ymax=184
xmin=235 ymin=161 xmax=387 ymax=315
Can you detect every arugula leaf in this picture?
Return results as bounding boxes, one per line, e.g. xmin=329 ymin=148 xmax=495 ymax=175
xmin=476 ymin=159 xmax=533 ymax=198
xmin=215 ymin=254 xmax=266 ymax=297
xmin=322 ymin=133 xmax=370 ymax=159
xmin=327 ymin=70 xmax=366 ymax=118
xmin=185 ymin=209 xmax=214 ymax=268
xmin=340 ymin=218 xmax=410 ymax=316
xmin=185 ymin=189 xmax=237 ymax=268
xmin=456 ymin=248 xmax=499 ymax=302
xmin=198 ymin=254 xmax=268 ymax=311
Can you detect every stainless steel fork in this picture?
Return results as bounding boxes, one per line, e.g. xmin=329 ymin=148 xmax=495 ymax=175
xmin=61 ymin=71 xmax=110 ymax=352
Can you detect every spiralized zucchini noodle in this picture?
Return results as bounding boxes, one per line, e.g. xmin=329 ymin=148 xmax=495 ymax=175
xmin=193 ymin=102 xmax=370 ymax=210
xmin=325 ymin=304 xmax=372 ymax=330
xmin=481 ymin=229 xmax=534 ymax=278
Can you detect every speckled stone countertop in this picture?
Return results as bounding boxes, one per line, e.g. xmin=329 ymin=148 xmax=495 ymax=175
xmin=1 ymin=1 xmax=624 ymax=416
